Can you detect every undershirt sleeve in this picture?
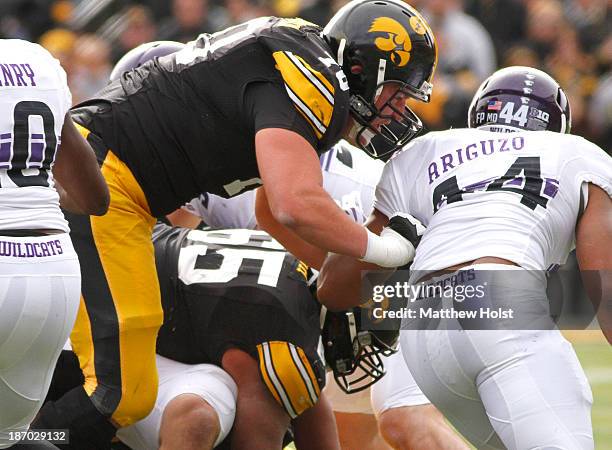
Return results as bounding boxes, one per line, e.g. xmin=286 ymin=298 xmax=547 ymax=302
xmin=242 ymin=80 xmax=319 ymax=150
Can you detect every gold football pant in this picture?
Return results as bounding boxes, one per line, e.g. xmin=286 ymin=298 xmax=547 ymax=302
xmin=68 ymin=125 xmax=162 ymax=427
xmin=257 ymin=341 xmax=322 ymax=418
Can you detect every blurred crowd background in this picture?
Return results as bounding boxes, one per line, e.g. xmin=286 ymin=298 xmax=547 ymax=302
xmin=1 ymin=0 xmax=610 ymax=151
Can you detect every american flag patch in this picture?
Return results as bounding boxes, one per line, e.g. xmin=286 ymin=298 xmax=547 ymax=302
xmin=487 ymin=100 xmax=502 ymax=111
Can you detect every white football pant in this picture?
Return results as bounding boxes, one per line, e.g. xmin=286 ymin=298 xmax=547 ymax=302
xmin=117 ymin=355 xmax=237 ymax=449
xmin=370 ymin=347 xmax=430 ymax=416
xmin=0 ymin=234 xmax=80 ymax=449
xmin=400 ymin=264 xmax=593 ymax=449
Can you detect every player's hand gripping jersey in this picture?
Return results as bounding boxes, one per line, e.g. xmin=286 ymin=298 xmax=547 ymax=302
xmin=0 ymin=40 xmax=72 ymax=231
xmin=186 ymin=141 xmax=384 ymax=228
xmin=71 ymin=17 xmax=350 ymax=217
xmin=375 ymin=128 xmax=612 ymax=272
xmin=152 ymin=224 xmax=324 ymax=417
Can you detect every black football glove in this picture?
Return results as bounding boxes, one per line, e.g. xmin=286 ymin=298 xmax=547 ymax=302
xmin=386 ymin=213 xmax=426 ymax=248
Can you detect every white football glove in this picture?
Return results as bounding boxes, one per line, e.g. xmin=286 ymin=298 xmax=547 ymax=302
xmin=361 ymin=213 xmax=426 ymax=268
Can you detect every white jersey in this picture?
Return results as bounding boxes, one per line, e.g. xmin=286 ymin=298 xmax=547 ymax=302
xmin=185 ymin=190 xmax=258 ymax=229
xmin=0 ymin=40 xmax=72 ymax=231
xmin=319 ymin=140 xmax=384 ymax=224
xmin=185 ymin=140 xmax=385 ymax=227
xmin=375 ymin=128 xmax=612 ymax=272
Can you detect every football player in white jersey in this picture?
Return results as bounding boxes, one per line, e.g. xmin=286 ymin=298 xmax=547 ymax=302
xmin=318 ymin=66 xmax=611 ymax=449
xmin=0 ymin=40 xmax=109 ymax=449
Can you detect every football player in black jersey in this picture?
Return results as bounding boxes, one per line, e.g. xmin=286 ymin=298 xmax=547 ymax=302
xmin=34 ymin=2 xmax=438 ymax=446
xmin=148 ymin=224 xmax=336 ymax=449
xmin=46 ymin=224 xmax=398 ymax=449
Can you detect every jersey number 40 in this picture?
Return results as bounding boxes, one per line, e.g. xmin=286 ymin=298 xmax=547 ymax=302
xmin=0 ymin=101 xmax=57 ymax=188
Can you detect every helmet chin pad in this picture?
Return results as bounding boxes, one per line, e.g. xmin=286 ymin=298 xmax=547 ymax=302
xmin=350 ymin=81 xmax=423 ymax=159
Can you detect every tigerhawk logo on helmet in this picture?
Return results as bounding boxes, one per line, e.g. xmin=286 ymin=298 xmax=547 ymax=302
xmin=369 ymin=17 xmax=412 ymax=67
xmin=368 ymin=13 xmax=431 ymax=68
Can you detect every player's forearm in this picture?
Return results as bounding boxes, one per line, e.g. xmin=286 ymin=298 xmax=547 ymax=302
xmin=275 ymin=191 xmax=419 ymax=268
xmin=579 ymin=270 xmax=612 ymax=345
xmin=317 ymin=211 xmax=391 ymax=310
xmin=576 ymin=184 xmax=612 ymax=344
xmin=255 ymin=187 xmax=328 ymax=269
xmin=317 ymin=252 xmax=375 ymax=310
xmin=54 ymin=179 xmax=91 ymax=215
xmin=273 ymin=186 xmax=368 ymax=258
xmin=54 ymin=114 xmax=110 ymax=216
xmin=257 ymin=217 xmax=328 ymax=269
xmin=577 ymin=239 xmax=612 ymax=344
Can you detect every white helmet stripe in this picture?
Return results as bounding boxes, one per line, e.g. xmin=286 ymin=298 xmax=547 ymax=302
xmin=560 ymin=113 xmax=567 ymax=133
xmin=374 ymin=59 xmax=387 ymax=101
xmin=337 ymin=38 xmax=346 ymax=66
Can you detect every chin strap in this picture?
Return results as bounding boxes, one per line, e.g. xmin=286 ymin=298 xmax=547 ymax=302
xmin=345 ymin=118 xmax=360 ymax=144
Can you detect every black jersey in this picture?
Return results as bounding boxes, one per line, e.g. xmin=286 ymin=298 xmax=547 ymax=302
xmin=152 ymin=223 xmax=322 ymax=372
xmin=71 ymin=17 xmax=350 ymax=217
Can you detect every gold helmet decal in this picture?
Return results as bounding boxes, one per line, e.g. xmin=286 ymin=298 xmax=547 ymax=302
xmin=409 ymin=15 xmax=428 ymax=35
xmin=369 ymin=17 xmax=412 ymax=67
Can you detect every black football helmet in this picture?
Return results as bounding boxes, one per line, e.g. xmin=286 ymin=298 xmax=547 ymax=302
xmin=109 ymin=40 xmax=186 ymax=82
xmin=323 ymin=0 xmax=437 ymax=158
xmin=321 ymin=306 xmax=399 ymax=394
xmin=468 ymin=66 xmax=571 ymax=133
